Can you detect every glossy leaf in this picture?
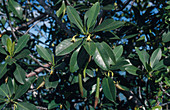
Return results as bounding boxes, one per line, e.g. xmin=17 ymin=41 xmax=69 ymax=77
xmin=93 ymin=19 xmax=124 ymax=32
xmin=113 ymin=45 xmax=123 ymax=61
xmin=84 ymin=2 xmax=100 ymax=30
xmin=55 ymin=38 xmax=82 ymax=56
xmin=17 ymin=102 xmax=38 ymax=110
xmin=102 ymin=77 xmax=116 ymax=103
xmin=83 ymin=41 xmax=96 ymax=56
xmin=135 ymin=47 xmax=149 ymax=69
xmin=93 ymin=42 xmax=115 ymax=70
xmin=14 ymin=64 xmax=26 ymax=84
xmin=0 ymin=63 xmax=8 ymax=79
xmin=36 ymin=45 xmax=52 ymax=62
xmin=14 ymin=34 xmax=29 ymax=54
xmin=125 ymin=65 xmax=140 ymax=75
xmin=67 ymin=6 xmax=85 ymax=33
xmin=150 ymin=48 xmax=162 ymax=68
xmin=8 ymin=0 xmax=23 ymax=19
xmin=162 ymin=31 xmax=170 ymax=43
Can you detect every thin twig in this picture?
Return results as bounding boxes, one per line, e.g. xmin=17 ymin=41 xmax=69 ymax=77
xmin=159 ymin=81 xmax=170 ymax=97
xmin=38 ymin=0 xmax=74 ymax=37
xmin=25 ymin=20 xmax=41 ymax=35
xmin=8 ymin=20 xmax=18 ymax=41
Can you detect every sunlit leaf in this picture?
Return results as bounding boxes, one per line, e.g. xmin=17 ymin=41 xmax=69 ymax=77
xmin=8 ymin=0 xmax=23 ymax=19
xmin=55 ymin=38 xmax=82 ymax=56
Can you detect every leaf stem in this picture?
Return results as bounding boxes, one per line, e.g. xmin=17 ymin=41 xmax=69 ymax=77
xmin=78 ymin=73 xmax=83 ymax=97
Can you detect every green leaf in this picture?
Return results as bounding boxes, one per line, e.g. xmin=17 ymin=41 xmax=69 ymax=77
xmin=109 ymin=31 xmax=120 ymax=40
xmin=0 ymin=95 xmax=6 ymax=103
xmin=14 ymin=34 xmax=29 ymax=54
xmin=45 ymin=76 xmax=59 ymax=89
xmin=102 ymin=77 xmax=116 ymax=103
xmin=70 ymin=46 xmax=89 ymax=72
xmin=6 ymin=37 xmax=12 ymax=55
xmin=11 ymin=41 xmax=15 ymax=56
xmin=6 ymin=77 xmax=14 ymax=97
xmin=93 ymin=42 xmax=115 ymax=70
xmin=8 ymin=0 xmax=23 ymax=19
xmin=56 ymin=1 xmax=66 ymax=17
xmin=123 ymin=34 xmax=138 ymax=39
xmin=110 ymin=57 xmax=129 ymax=70
xmin=162 ymin=31 xmax=170 ymax=43
xmin=0 ymin=63 xmax=8 ymax=79
xmin=48 ymin=100 xmax=60 ymax=109
xmin=83 ymin=41 xmax=96 ymax=56
xmin=0 ymin=84 xmax=9 ymax=97
xmin=14 ymin=49 xmax=31 ymax=59
xmin=36 ymin=45 xmax=52 ymax=62
xmin=17 ymin=102 xmax=38 ymax=110
xmin=67 ymin=6 xmax=85 ymax=33
xmin=1 ymin=35 xmax=9 ymax=50
xmin=0 ymin=46 xmax=7 ymax=55
xmin=135 ymin=47 xmax=149 ymax=69
xmin=113 ymin=45 xmax=123 ymax=61
xmin=150 ymin=48 xmax=162 ymax=68
xmin=125 ymin=65 xmax=140 ymax=75
xmin=93 ymin=19 xmax=124 ymax=32
xmin=55 ymin=38 xmax=82 ymax=56
xmin=14 ymin=64 xmax=26 ymax=84
xmin=152 ymin=106 xmax=162 ymax=110
xmin=101 ymin=4 xmax=114 ymax=10
xmin=13 ymin=80 xmax=31 ymax=99
xmin=69 ymin=47 xmax=81 ymax=72
xmin=0 ymin=103 xmax=6 ymax=110
xmin=84 ymin=2 xmax=100 ymax=30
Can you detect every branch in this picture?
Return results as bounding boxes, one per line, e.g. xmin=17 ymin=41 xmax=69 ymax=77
xmin=159 ymin=81 xmax=170 ymax=97
xmin=38 ymin=0 xmax=74 ymax=37
xmin=121 ymin=90 xmax=144 ymax=108
xmin=26 ymin=55 xmax=51 ymax=78
xmin=160 ymin=102 xmax=170 ymax=106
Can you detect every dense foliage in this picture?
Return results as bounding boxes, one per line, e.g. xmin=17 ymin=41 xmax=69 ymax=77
xmin=0 ymin=0 xmax=169 ymax=109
